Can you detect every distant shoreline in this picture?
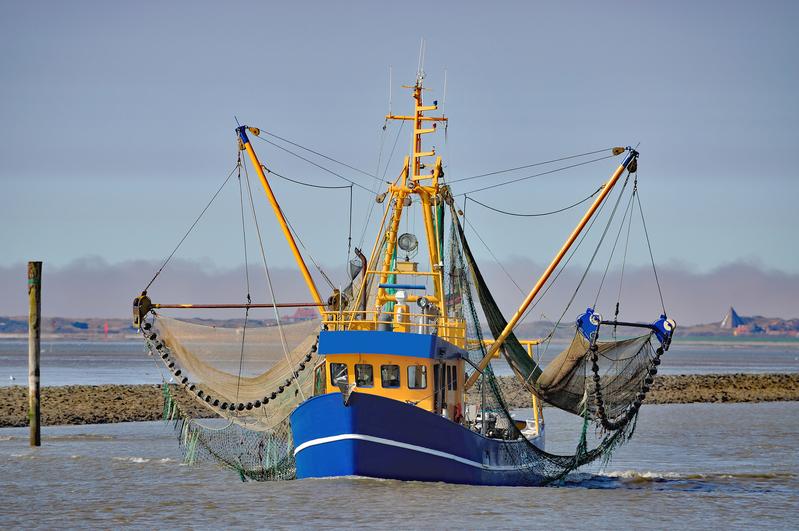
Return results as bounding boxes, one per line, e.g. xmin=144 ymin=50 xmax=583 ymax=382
xmin=1 ymin=374 xmax=798 ymax=428
xmin=1 ymin=334 xmax=798 ymax=348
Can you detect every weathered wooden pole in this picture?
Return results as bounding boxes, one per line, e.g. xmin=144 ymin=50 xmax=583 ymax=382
xmin=28 ymin=261 xmax=42 ymax=447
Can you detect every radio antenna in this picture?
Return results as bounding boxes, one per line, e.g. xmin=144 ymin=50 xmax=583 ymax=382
xmin=416 ymin=38 xmax=426 ymax=84
xmin=388 ymin=65 xmax=393 ymax=116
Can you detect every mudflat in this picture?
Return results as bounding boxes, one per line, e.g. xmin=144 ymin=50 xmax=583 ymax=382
xmin=485 ymin=373 xmax=799 ymax=409
xmin=1 ymin=373 xmax=798 ymax=427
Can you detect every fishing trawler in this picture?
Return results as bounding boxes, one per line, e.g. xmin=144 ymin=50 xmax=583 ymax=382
xmin=133 ymin=66 xmax=674 ymax=486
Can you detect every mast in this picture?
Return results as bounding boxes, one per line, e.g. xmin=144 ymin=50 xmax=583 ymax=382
xmin=237 ymin=126 xmax=324 ymax=306
xmin=464 ymin=149 xmax=639 ymax=390
xmin=376 ymin=78 xmax=448 ymax=310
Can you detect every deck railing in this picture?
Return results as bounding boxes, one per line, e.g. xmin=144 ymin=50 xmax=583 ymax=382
xmin=321 ymin=309 xmax=467 ymax=346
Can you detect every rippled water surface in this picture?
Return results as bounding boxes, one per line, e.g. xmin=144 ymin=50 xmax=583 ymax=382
xmin=1 ymin=402 xmax=796 ymax=529
xmin=1 ymin=339 xmax=798 ymax=386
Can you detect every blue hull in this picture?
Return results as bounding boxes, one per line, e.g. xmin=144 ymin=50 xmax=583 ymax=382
xmin=290 ymin=392 xmax=546 ymax=486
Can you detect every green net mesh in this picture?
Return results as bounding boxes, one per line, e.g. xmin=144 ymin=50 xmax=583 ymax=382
xmin=444 ymin=197 xmax=660 ymax=482
xmin=143 ymin=314 xmax=320 ymax=480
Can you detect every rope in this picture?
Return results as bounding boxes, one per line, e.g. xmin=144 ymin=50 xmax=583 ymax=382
xmin=636 ymin=186 xmax=667 ymax=315
xmin=465 ymin=185 xmax=603 ymax=217
xmin=456 ymin=154 xmax=618 ymax=196
xmin=253 ymin=135 xmax=375 ymax=193
xmin=450 ymin=147 xmax=618 ymax=184
xmin=143 ymin=162 xmax=239 ymax=292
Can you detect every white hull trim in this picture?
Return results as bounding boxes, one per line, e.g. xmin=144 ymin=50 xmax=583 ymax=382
xmin=294 ymin=433 xmax=534 ymax=472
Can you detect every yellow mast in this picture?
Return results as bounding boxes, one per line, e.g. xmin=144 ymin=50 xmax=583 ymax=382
xmin=464 ymin=148 xmax=639 ymax=390
xmin=376 ymin=79 xmax=448 ymax=309
xmin=236 ymin=126 xmax=324 ymax=306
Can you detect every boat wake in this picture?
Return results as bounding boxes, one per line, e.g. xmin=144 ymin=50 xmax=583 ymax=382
xmin=111 ymin=456 xmax=177 ymax=465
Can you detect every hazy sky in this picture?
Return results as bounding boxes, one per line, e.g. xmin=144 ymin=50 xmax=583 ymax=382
xmin=1 ymin=1 xmax=797 ymax=321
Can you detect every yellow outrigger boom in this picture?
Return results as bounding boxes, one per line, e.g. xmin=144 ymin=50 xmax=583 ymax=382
xmin=237 ymin=126 xmax=324 ymax=306
xmin=464 ymin=147 xmax=639 ymax=390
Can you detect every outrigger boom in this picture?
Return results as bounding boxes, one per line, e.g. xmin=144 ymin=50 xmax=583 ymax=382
xmin=237 ymin=126 xmax=325 ymax=306
xmin=464 ymin=147 xmax=638 ymax=390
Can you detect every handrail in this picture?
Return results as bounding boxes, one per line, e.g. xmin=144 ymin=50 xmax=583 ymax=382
xmin=153 ymin=302 xmax=324 ymax=309
xmin=367 ymin=269 xmax=438 ymax=277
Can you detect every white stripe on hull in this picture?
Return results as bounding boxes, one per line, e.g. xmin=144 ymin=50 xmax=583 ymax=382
xmin=294 ymin=433 xmax=540 ymax=472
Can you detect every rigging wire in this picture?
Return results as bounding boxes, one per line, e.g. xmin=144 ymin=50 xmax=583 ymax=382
xmin=449 ymin=147 xmax=617 ymax=184
xmin=456 ymin=154 xmax=618 ymax=196
xmin=241 ymin=157 xmax=305 ymax=401
xmin=237 ymin=158 xmax=252 ymax=303
xmin=636 ymin=186 xmax=667 ymax=315
xmin=243 ymin=154 xmax=337 ymax=291
xmin=593 ymin=183 xmax=636 ymax=308
xmin=543 ymin=172 xmax=632 ymax=348
xmin=463 ymin=217 xmax=525 ymax=295
xmin=346 ymin=184 xmax=353 ymax=277
xmin=253 ymin=163 xmax=355 ymax=282
xmin=254 ymin=128 xmax=381 ymax=182
xmin=252 ymin=134 xmax=375 ymax=193
xmin=519 ymin=192 xmax=611 ymax=329
xmin=279 ymin=206 xmax=337 ymax=291
xmin=519 ymin=189 xmax=614 ymax=368
xmin=615 ymin=179 xmax=636 ymax=326
xmin=235 ymin=160 xmax=252 ymax=404
xmin=357 ymin=120 xmax=406 ymax=250
xmin=381 ymin=120 xmax=406 ymax=181
xmin=266 ymin=167 xmax=353 ymax=189
xmin=465 ymin=185 xmax=603 ymax=217
xmin=143 ymin=162 xmax=239 ymax=292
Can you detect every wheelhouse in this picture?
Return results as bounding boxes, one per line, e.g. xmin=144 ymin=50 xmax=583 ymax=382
xmin=313 ymin=330 xmax=465 ymax=419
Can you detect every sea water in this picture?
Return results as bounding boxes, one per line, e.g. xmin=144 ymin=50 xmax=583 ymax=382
xmin=1 ymin=339 xmax=797 ymax=386
xmin=1 ymin=402 xmax=796 ymax=529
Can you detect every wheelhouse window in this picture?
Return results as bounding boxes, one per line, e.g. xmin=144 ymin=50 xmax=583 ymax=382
xmin=407 ymin=365 xmax=427 ymax=389
xmin=355 ymin=364 xmax=374 ymax=387
xmin=330 ymin=362 xmax=348 ymax=385
xmin=380 ymin=364 xmax=400 ymax=388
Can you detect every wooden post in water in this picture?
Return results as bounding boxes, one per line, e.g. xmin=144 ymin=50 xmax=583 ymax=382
xmin=28 ymin=261 xmax=42 ymax=447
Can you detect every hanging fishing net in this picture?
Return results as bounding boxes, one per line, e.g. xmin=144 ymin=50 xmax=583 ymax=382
xmin=142 ymin=314 xmax=321 ymax=479
xmin=537 ymin=331 xmax=657 ymax=419
xmin=442 ymin=195 xmax=668 ymax=482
